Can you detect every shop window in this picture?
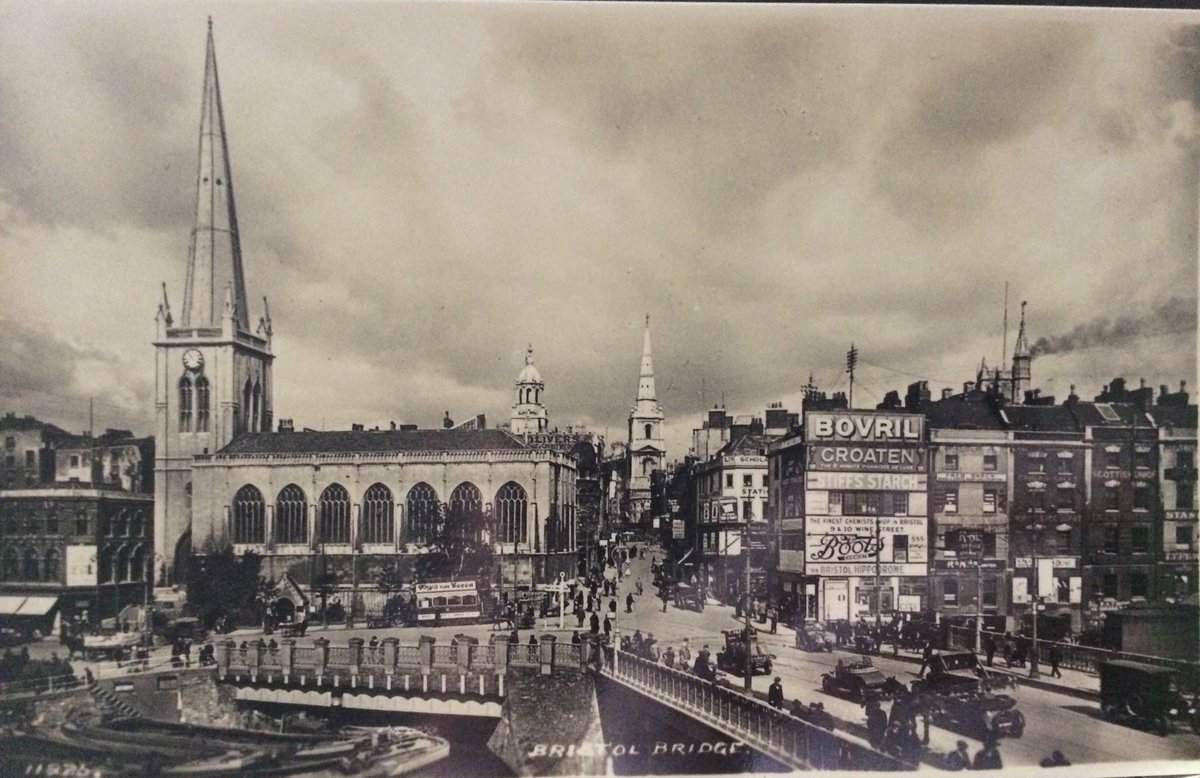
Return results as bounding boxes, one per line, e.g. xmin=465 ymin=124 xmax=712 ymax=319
xmin=942 ymin=578 xmax=958 ymax=605
xmin=981 ymin=577 xmax=997 ymax=607
xmin=1103 ymin=526 xmax=1119 ymax=554
xmin=1056 ymin=577 xmax=1070 ymax=604
xmin=1175 ymin=525 xmax=1194 ymax=548
xmin=1130 ymin=571 xmax=1149 ymax=598
xmin=982 ymin=532 xmax=997 ymax=557
xmin=1177 ymin=482 xmax=1195 ymax=510
xmin=945 ymin=452 xmax=959 ymax=471
xmin=983 ymin=453 xmax=997 ymax=471
xmin=982 ymin=489 xmax=997 ymax=514
xmin=893 ymin=534 xmax=909 ymax=563
xmin=944 ymin=486 xmax=958 ymax=514
xmin=1130 ymin=526 xmax=1149 ymax=554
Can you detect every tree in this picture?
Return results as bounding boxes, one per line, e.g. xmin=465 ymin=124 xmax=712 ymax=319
xmin=312 ymin=570 xmax=339 ymax=628
xmin=376 ymin=561 xmax=408 ymax=622
xmin=415 ymin=501 xmax=495 ymax=584
xmin=184 ymin=547 xmax=264 ymax=628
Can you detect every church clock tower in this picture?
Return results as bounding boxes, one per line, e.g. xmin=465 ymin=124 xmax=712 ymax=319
xmin=153 ymin=21 xmax=274 ymax=587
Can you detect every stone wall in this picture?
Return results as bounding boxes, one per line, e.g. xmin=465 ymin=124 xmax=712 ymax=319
xmin=487 ymin=667 xmax=606 ymax=776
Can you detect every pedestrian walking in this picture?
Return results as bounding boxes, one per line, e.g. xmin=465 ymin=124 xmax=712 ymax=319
xmin=609 ymin=598 xmax=617 ymax=615
xmin=590 ymin=612 xmax=600 ymax=635
xmin=768 ymin=677 xmax=785 ymax=709
xmin=661 ymin=590 xmax=669 ymax=613
xmin=984 ymin=633 xmax=997 ymax=667
xmin=663 ymin=646 xmax=675 ymax=669
xmin=865 ymin=699 xmax=888 ymax=749
xmin=576 ymin=607 xmax=585 ymax=628
xmin=769 ymin=606 xmax=778 ymax=635
xmin=1048 ymin=643 xmax=1062 ymax=678
xmin=527 ymin=634 xmax=539 ymax=662
xmin=917 ymin=640 xmax=934 ymax=678
xmin=571 ymin=630 xmax=581 ymax=645
xmin=636 ymin=579 xmax=644 ymax=596
xmin=626 ymin=592 xmax=634 ymax=614
xmin=603 ymin=616 xmax=612 ymax=637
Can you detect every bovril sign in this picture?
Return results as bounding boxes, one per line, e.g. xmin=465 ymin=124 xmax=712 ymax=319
xmin=806 ymin=411 xmax=924 ymax=443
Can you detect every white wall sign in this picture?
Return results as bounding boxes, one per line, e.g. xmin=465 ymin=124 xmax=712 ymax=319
xmin=805 ymin=471 xmax=927 ymax=492
xmin=66 ymin=546 xmax=97 ymax=587
xmin=805 ymin=411 xmax=924 ymax=442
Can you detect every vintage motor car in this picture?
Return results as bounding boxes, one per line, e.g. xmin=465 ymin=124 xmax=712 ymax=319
xmin=715 ymin=628 xmax=774 ymax=676
xmin=1099 ymin=660 xmax=1200 ymax=736
xmin=820 ymin=658 xmax=904 ymax=702
xmin=673 ymin=583 xmax=705 ymax=612
xmin=912 ymin=650 xmax=1015 ymax=695
xmin=923 ymin=688 xmax=1026 ymax=739
xmin=795 ymin=623 xmax=835 ymax=653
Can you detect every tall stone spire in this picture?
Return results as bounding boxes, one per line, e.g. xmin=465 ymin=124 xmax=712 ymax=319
xmin=1012 ymin=300 xmax=1030 ymax=358
xmin=182 ymin=18 xmax=250 ymax=331
xmin=636 ymin=314 xmax=657 ymax=404
xmin=1011 ymin=300 xmax=1031 ymax=402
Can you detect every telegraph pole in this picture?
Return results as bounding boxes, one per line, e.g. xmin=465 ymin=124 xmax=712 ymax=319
xmin=846 ymin=344 xmax=859 ymax=409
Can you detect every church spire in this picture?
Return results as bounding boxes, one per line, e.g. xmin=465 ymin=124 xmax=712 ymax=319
xmin=637 ymin=314 xmax=657 ymax=403
xmin=1012 ymin=300 xmax=1030 ymax=358
xmin=181 ymin=19 xmax=250 ymax=331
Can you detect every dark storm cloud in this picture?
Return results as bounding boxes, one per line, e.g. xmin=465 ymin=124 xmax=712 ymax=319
xmin=0 ymin=320 xmax=82 ymax=399
xmin=874 ymin=22 xmax=1092 ymax=230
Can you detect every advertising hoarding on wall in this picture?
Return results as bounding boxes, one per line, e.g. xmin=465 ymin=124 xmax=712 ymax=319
xmin=935 ymin=471 xmax=1006 ymax=482
xmin=65 ymin=546 xmax=97 ymax=587
xmin=805 ymin=411 xmax=924 ymax=443
xmin=804 ymin=515 xmax=927 ymax=576
xmin=806 ymin=471 xmax=927 ymax=491
xmin=807 ymin=444 xmax=927 ymax=473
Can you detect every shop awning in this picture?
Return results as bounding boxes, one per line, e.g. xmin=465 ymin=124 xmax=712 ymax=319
xmin=0 ymin=596 xmax=59 ymax=616
xmin=16 ymin=596 xmax=58 ymax=615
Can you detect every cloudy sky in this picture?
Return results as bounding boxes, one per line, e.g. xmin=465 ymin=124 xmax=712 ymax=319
xmin=1 ymin=2 xmax=1196 ymax=457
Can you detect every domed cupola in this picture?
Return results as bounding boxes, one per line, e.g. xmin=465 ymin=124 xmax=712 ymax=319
xmin=510 ymin=344 xmax=548 ymax=434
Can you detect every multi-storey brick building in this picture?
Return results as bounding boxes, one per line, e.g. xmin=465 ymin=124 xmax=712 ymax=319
xmin=1154 ymin=385 xmax=1197 ymax=601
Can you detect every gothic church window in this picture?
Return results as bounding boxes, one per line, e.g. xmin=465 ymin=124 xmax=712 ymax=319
xmin=275 ymin=484 xmax=308 ymax=544
xmin=406 ymin=483 xmax=439 ymax=545
xmin=243 ymin=379 xmax=253 ymax=432
xmin=195 ymin=376 xmax=210 ymax=432
xmin=645 ymin=424 xmax=652 ymax=439
xmin=252 ymin=380 xmax=261 ymax=432
xmin=179 ymin=376 xmax=193 ymax=432
xmin=449 ymin=482 xmax=484 ymax=544
xmin=361 ymin=483 xmax=394 ymax=544
xmin=495 ymin=482 xmax=528 ymax=544
xmin=318 ymin=484 xmax=351 ymax=544
xmin=232 ymin=485 xmax=265 ymax=544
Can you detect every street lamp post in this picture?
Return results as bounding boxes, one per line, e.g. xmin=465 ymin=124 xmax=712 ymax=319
xmin=743 ymin=517 xmax=752 ymax=692
xmin=874 ymin=514 xmax=882 ymax=629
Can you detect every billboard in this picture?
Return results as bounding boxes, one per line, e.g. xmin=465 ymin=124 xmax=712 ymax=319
xmin=807 ymin=444 xmax=927 ymax=473
xmin=805 ymin=411 xmax=924 ymax=443
xmin=805 ymin=515 xmax=927 ymax=576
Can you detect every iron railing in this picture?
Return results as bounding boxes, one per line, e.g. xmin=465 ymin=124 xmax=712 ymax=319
xmin=609 ymin=651 xmax=910 ymax=772
xmin=948 ymin=627 xmax=1199 ymax=678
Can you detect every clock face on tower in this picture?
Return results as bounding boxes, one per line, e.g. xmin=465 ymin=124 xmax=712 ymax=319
xmin=182 ymin=349 xmax=204 ymax=371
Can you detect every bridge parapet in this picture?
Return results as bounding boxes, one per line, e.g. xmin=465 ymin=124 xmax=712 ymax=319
xmin=608 ymin=651 xmax=912 ymax=772
xmin=217 ymin=635 xmax=585 ymax=692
